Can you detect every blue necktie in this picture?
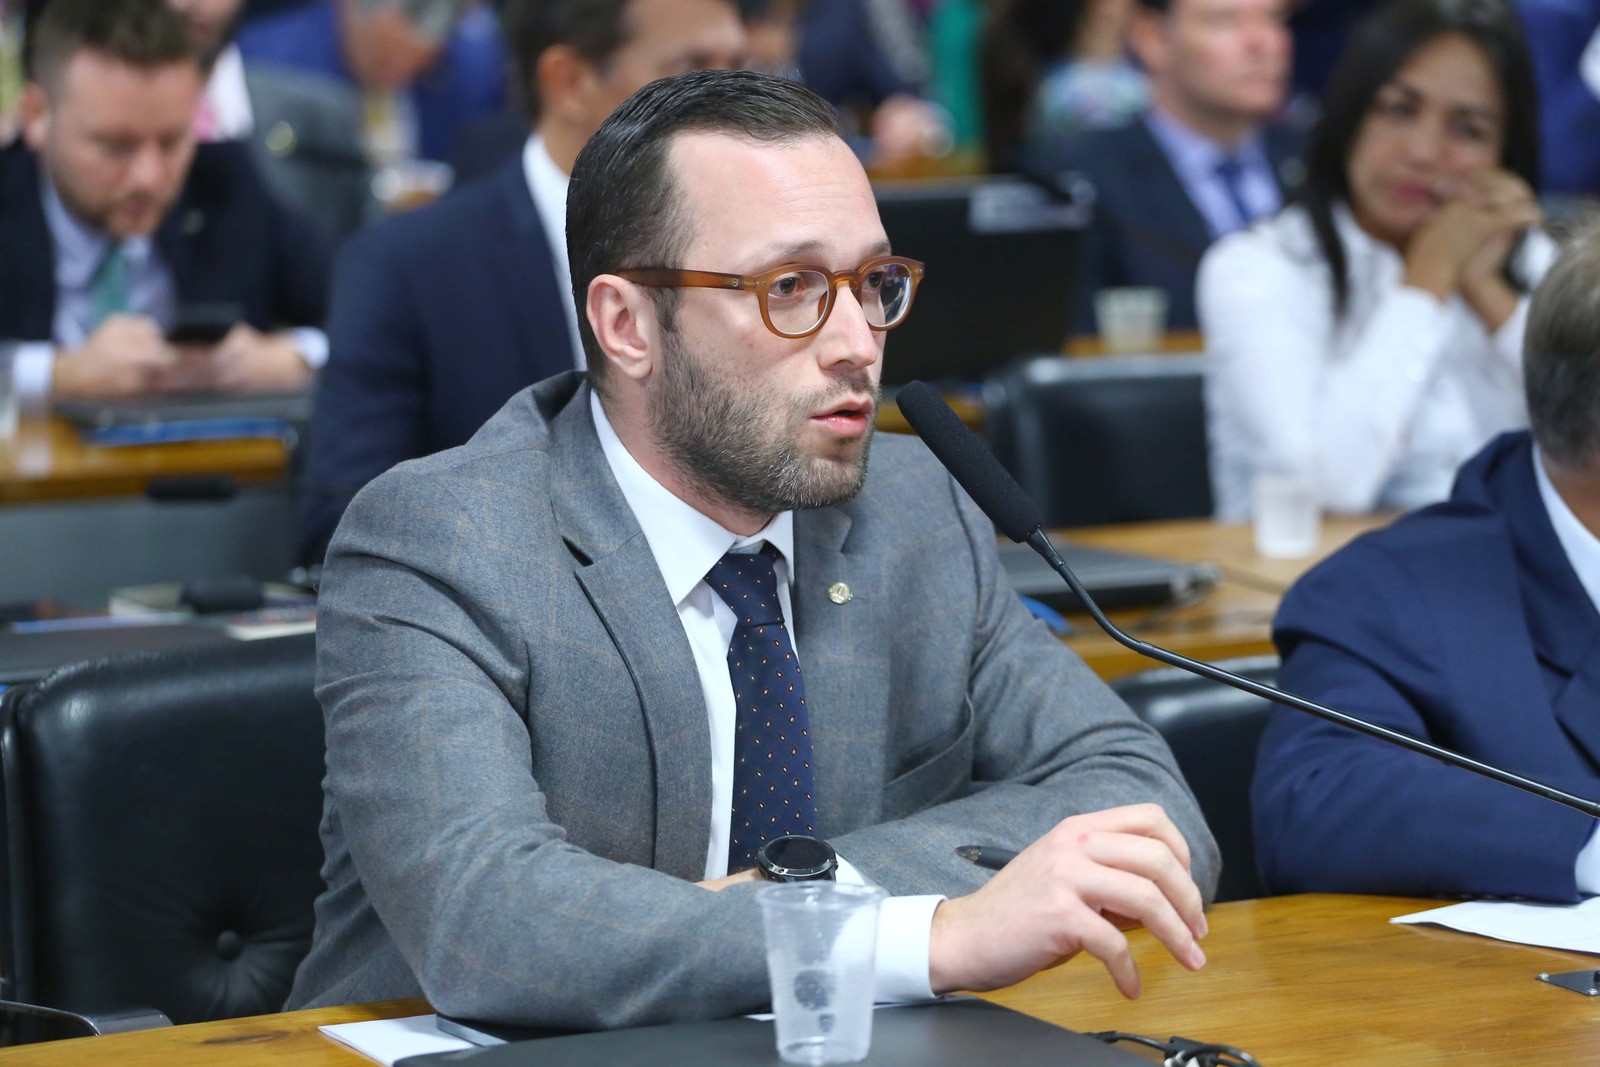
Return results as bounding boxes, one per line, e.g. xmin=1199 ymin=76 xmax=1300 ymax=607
xmin=707 ymin=548 xmax=817 ymax=872
xmin=88 ymin=242 xmax=129 ymax=330
xmin=1214 ymin=156 xmax=1258 ymax=233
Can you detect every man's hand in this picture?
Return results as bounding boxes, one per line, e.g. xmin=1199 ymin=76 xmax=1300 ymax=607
xmin=927 ymin=804 xmax=1207 ymax=999
xmin=696 ymin=869 xmax=760 ymax=891
xmin=51 ymin=314 xmax=182 ymax=400
xmin=204 ymin=324 xmax=314 ymax=391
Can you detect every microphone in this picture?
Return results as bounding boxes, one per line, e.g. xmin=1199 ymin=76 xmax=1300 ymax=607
xmin=894 ymin=380 xmax=1600 ymax=820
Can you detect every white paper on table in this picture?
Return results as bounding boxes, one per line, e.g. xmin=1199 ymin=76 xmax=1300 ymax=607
xmin=318 ymin=1014 xmax=472 ymax=1065
xmin=1391 ymin=896 xmax=1600 ymax=955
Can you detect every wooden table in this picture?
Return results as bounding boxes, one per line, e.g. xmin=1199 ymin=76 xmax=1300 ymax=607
xmin=9 ymin=894 xmax=1595 ymax=1066
xmin=1059 ymin=515 xmax=1393 ymax=680
xmin=0 ymin=417 xmax=288 ymax=504
xmin=0 ymin=417 xmax=295 ymax=606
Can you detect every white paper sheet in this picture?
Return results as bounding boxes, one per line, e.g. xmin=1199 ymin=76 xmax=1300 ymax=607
xmin=1392 ymin=896 xmax=1600 ymax=955
xmin=318 ymin=1014 xmax=472 ymax=1065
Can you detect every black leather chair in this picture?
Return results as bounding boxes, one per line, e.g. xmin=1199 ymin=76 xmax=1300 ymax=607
xmin=984 ymin=354 xmax=1214 ymax=528
xmin=0 ymin=634 xmax=323 ymax=1044
xmin=1111 ymin=655 xmax=1279 ymax=902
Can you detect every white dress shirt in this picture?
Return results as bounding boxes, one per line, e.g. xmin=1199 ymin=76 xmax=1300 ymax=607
xmin=590 ymin=393 xmax=941 ymax=1003
xmin=1532 ymin=451 xmax=1600 ymax=893
xmin=522 ymin=135 xmax=586 ymax=371
xmin=1201 ymin=202 xmax=1555 ymax=520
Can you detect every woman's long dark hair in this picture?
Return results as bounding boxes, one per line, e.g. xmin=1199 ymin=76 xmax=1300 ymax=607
xmin=1300 ymin=0 xmax=1540 ymax=318
xmin=980 ymin=0 xmax=1089 ymax=171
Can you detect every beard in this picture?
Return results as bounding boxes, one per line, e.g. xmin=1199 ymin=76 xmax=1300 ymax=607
xmin=647 ymin=327 xmax=878 ymax=516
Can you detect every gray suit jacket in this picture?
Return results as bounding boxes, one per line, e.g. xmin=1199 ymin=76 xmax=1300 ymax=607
xmin=287 ymin=372 xmax=1219 ymax=1026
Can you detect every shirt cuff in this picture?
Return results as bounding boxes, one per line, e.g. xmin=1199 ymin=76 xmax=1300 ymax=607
xmin=1575 ymin=823 xmax=1600 ymax=895
xmin=13 ymin=341 xmax=55 ymax=409
xmin=835 ymin=855 xmax=941 ymax=1003
xmin=289 ymin=327 xmax=329 ymax=371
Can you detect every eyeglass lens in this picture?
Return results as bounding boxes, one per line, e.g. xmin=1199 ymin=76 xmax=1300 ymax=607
xmin=766 ymin=262 xmax=916 ymax=334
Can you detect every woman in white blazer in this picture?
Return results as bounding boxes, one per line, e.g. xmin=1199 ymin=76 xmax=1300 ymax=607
xmin=1199 ymin=0 xmax=1553 ymax=520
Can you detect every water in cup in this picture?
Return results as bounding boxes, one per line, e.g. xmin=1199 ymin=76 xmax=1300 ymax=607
xmin=758 ymin=883 xmax=885 ymax=1065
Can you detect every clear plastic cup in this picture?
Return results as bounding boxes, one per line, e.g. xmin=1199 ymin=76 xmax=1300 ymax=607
xmin=757 ymin=882 xmax=886 ymax=1065
xmin=0 ymin=343 xmax=18 ymax=441
xmin=1252 ymin=470 xmax=1320 ymax=559
xmin=1094 ymin=286 xmax=1169 ymax=353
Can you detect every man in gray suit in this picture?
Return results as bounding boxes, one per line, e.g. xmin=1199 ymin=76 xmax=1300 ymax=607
xmin=289 ymin=68 xmax=1219 ymax=1027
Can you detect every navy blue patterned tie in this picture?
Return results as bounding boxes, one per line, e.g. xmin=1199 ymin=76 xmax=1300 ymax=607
xmin=707 ymin=548 xmax=816 ymax=872
xmin=1214 ymin=156 xmax=1259 ymax=233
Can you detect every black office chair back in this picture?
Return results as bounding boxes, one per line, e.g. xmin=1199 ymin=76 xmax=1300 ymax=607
xmin=0 ymin=634 xmax=323 ymax=1026
xmin=1112 ymin=655 xmax=1278 ymax=902
xmin=984 ymin=354 xmax=1214 ymax=527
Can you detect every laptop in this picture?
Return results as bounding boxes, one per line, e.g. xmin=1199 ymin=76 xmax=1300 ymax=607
xmin=406 ymin=999 xmax=1150 ymax=1066
xmin=53 ymin=389 xmax=314 ymax=430
xmin=874 ymin=174 xmax=1090 ymax=387
xmin=1001 ymin=542 xmax=1219 ymax=613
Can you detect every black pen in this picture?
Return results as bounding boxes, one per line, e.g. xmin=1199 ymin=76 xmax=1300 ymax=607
xmin=954 ymin=845 xmax=1018 ymax=871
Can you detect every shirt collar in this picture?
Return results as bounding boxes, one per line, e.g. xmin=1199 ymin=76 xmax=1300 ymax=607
xmin=40 ymin=177 xmax=156 ymax=288
xmin=522 ymin=134 xmax=568 ymax=255
xmin=1534 ymin=447 xmax=1600 ymax=616
xmin=1143 ymin=107 xmax=1268 ymax=173
xmin=590 ymin=390 xmax=795 ymax=606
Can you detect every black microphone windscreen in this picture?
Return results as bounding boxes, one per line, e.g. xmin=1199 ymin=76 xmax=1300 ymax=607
xmin=895 ymin=381 xmax=1044 ymax=542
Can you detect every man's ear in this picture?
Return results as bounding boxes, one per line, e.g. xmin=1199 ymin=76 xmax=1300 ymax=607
xmin=19 ymin=83 xmax=51 ymax=154
xmin=587 ymin=275 xmax=659 ymax=386
xmin=536 ymin=44 xmax=599 ymax=126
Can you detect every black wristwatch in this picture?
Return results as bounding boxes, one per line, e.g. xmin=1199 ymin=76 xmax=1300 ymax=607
xmin=756 ymin=835 xmax=838 ymax=882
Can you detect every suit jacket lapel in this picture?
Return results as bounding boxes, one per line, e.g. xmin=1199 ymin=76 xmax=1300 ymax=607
xmin=1497 ymin=441 xmax=1600 ymax=769
xmin=545 ymin=384 xmax=712 ymax=880
xmin=791 ymin=503 xmax=895 ymax=836
xmin=1127 ymin=121 xmax=1211 ymax=264
xmin=491 ymin=160 xmax=570 ymax=383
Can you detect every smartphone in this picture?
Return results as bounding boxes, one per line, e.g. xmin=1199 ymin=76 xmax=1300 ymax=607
xmin=165 ymin=302 xmax=244 ymax=345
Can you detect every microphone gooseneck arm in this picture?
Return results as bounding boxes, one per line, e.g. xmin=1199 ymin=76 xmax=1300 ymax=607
xmin=1024 ymin=527 xmax=1600 ymax=821
xmin=890 ymin=378 xmax=1600 ymax=822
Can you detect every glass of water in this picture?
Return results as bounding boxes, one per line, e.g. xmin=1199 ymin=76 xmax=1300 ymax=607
xmin=757 ymin=882 xmax=886 ymax=1065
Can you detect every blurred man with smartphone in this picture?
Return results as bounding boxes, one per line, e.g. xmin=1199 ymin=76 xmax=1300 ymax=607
xmin=0 ymin=0 xmax=328 ymax=403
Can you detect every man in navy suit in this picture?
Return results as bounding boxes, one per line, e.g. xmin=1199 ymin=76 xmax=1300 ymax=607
xmin=1033 ymin=0 xmax=1300 ymax=334
xmin=0 ymin=0 xmax=327 ymax=404
xmin=296 ymin=0 xmax=743 ymax=562
xmin=1252 ymin=226 xmax=1600 ymax=902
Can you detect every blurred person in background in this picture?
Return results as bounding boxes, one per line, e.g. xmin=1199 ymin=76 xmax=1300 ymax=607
xmin=796 ymin=0 xmax=948 ymax=164
xmin=0 ymin=0 xmax=327 ymax=403
xmin=237 ymin=0 xmax=504 ymax=167
xmin=1251 ymin=222 xmax=1600 ymax=902
xmin=1201 ymin=0 xmax=1551 ymax=520
xmin=296 ymin=0 xmax=743 ymax=563
xmin=981 ymin=0 xmax=1146 ymax=172
xmin=1517 ymin=0 xmax=1600 ymax=203
xmin=1038 ymin=0 xmax=1301 ymax=335
xmin=168 ymin=0 xmax=370 ymax=240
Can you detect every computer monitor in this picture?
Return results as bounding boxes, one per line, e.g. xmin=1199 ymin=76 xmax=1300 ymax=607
xmin=874 ymin=173 xmax=1089 ymax=387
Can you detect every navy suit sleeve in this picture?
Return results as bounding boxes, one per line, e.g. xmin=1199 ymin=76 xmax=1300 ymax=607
xmin=264 ymin=184 xmax=330 ymax=327
xmin=1252 ymin=540 xmax=1598 ymax=901
xmin=297 ymin=227 xmax=428 ymax=563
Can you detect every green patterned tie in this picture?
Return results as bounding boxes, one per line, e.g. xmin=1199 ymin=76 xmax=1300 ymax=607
xmin=87 ymin=242 xmax=130 ymax=330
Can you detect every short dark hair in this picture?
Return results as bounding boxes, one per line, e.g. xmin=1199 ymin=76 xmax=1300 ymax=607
xmin=498 ymin=0 xmax=634 ymax=121
xmin=1526 ymin=225 xmax=1600 ymax=467
xmin=1298 ymin=0 xmax=1540 ymax=319
xmin=567 ymin=69 xmax=843 ymax=392
xmin=28 ymin=0 xmax=197 ymax=92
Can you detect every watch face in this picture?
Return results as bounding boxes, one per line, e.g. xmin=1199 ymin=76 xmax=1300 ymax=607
xmin=761 ymin=835 xmax=837 ymax=880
